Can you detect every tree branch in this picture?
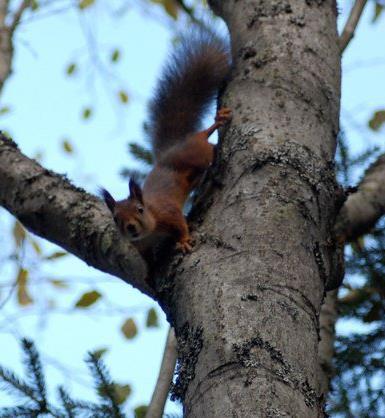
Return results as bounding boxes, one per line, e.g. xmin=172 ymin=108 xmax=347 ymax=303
xmin=9 ymin=0 xmax=30 ymax=34
xmin=339 ymin=0 xmax=368 ymax=53
xmin=0 ymin=133 xmax=154 ymax=298
xmin=336 ymin=153 xmax=385 ymax=242
xmin=0 ymin=0 xmax=12 ymax=94
xmin=145 ymin=327 xmax=177 ymax=418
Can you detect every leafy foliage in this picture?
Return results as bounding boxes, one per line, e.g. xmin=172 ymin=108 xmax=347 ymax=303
xmin=121 ymin=318 xmax=138 ymax=339
xmin=0 ymin=339 xmax=134 ymax=418
xmin=368 ymin=110 xmax=385 ymax=131
xmin=328 ymin=134 xmax=385 ymax=416
xmin=75 ymin=290 xmax=102 ymax=308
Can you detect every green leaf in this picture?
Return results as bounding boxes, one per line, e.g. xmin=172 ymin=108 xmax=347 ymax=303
xmin=121 ymin=318 xmax=138 ymax=339
xmin=134 ymin=405 xmax=148 ymax=418
xmin=62 ymin=139 xmax=74 ymax=154
xmin=17 ymin=268 xmax=33 ymax=306
xmin=128 ymin=143 xmax=153 ymax=165
xmin=81 ymin=107 xmax=93 ymax=120
xmin=146 ymin=308 xmax=159 ymax=328
xmin=113 ymin=384 xmax=132 ymax=404
xmin=78 ymin=0 xmax=95 ymax=9
xmin=111 ymin=49 xmax=121 ymax=63
xmin=0 ymin=106 xmax=11 ymax=115
xmin=75 ymin=290 xmax=102 ymax=308
xmin=97 ymin=383 xmax=131 ymax=405
xmin=373 ymin=3 xmax=384 ymax=22
xmin=151 ymin=0 xmax=179 ymax=19
xmin=45 ymin=251 xmax=68 ymax=260
xmin=118 ymin=90 xmax=129 ymax=104
xmin=66 ymin=63 xmax=77 ymax=76
xmin=368 ymin=110 xmax=385 ymax=131
xmin=31 ymin=0 xmax=39 ymax=11
xmin=92 ymin=347 xmax=108 ymax=359
xmin=13 ymin=221 xmax=26 ymax=248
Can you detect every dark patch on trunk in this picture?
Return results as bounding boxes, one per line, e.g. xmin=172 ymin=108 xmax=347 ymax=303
xmin=170 ymin=323 xmax=204 ymax=402
xmin=233 ymin=334 xmax=319 ymax=408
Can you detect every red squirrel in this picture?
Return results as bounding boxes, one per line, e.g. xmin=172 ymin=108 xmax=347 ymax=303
xmin=101 ymin=32 xmax=231 ymax=255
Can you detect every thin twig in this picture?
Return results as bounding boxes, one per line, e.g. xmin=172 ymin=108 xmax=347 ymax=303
xmin=339 ymin=0 xmax=368 ymax=53
xmin=0 ymin=278 xmax=18 ymax=310
xmin=174 ymin=0 xmax=211 ymax=30
xmin=145 ymin=327 xmax=177 ymax=418
xmin=9 ymin=0 xmax=31 ymax=33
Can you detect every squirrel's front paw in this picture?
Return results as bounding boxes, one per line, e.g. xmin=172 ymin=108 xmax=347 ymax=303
xmin=175 ymin=239 xmax=193 ymax=254
xmin=215 ymin=108 xmax=232 ymax=126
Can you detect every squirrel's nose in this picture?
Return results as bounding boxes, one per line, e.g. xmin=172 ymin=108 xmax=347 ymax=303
xmin=126 ymin=224 xmax=138 ymax=237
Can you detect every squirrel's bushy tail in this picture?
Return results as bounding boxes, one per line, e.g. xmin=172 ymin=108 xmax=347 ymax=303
xmin=148 ymin=31 xmax=231 ymax=159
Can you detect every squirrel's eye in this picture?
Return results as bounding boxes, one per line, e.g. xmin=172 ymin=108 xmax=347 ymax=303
xmin=137 ymin=205 xmax=144 ymax=214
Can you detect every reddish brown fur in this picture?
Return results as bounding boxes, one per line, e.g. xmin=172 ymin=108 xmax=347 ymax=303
xmin=102 ymin=33 xmax=232 ymax=255
xmin=108 ymin=109 xmax=231 ymax=254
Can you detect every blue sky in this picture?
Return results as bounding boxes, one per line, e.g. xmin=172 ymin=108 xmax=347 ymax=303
xmin=0 ymin=1 xmax=385 ymax=416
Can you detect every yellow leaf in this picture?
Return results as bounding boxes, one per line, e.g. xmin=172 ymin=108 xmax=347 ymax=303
xmin=50 ymin=279 xmax=69 ymax=289
xmin=16 ymin=268 xmax=33 ymax=306
xmin=163 ymin=0 xmax=179 ymax=19
xmin=75 ymin=290 xmax=102 ymax=308
xmin=146 ymin=308 xmax=159 ymax=327
xmin=97 ymin=383 xmax=131 ymax=405
xmin=62 ymin=140 xmax=74 ymax=154
xmin=121 ymin=318 xmax=138 ymax=339
xmin=373 ymin=3 xmax=384 ymax=22
xmin=92 ymin=347 xmax=108 ymax=359
xmin=114 ymin=384 xmax=131 ymax=404
xmin=45 ymin=251 xmax=68 ymax=260
xmin=118 ymin=90 xmax=129 ymax=104
xmin=150 ymin=0 xmax=179 ymax=19
xmin=13 ymin=221 xmax=26 ymax=248
xmin=79 ymin=0 xmax=95 ymax=10
xmin=30 ymin=240 xmax=42 ymax=255
xmin=368 ymin=110 xmax=385 ymax=131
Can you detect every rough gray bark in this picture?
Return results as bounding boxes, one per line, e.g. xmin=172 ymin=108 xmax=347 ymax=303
xmin=2 ymin=0 xmax=385 ymax=416
xmin=318 ymin=290 xmax=338 ymax=396
xmin=160 ymin=1 xmax=341 ymax=416
xmin=0 ymin=135 xmax=152 ymax=297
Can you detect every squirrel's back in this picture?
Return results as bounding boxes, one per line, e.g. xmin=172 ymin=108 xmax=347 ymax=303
xmin=148 ymin=31 xmax=231 ymax=160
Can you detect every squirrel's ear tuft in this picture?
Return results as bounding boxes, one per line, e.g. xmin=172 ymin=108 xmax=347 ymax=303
xmin=100 ymin=188 xmax=116 ymax=213
xmin=129 ymin=178 xmax=143 ymax=203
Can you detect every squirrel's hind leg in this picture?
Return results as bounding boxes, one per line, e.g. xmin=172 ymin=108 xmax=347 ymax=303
xmin=203 ymin=107 xmax=232 ymax=138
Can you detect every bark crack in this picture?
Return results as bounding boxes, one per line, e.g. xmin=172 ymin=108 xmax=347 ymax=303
xmin=233 ymin=334 xmax=319 ymax=408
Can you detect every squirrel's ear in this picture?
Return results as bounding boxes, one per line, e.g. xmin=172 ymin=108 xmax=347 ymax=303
xmin=100 ymin=188 xmax=116 ymax=213
xmin=129 ymin=178 xmax=143 ymax=203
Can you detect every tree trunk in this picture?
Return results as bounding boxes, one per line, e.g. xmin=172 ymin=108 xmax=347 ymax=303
xmin=162 ymin=1 xmax=341 ymax=416
xmin=318 ymin=290 xmax=338 ymax=396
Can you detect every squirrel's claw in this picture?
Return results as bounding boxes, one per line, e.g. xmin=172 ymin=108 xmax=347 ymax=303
xmin=215 ymin=108 xmax=232 ymax=126
xmin=176 ymin=239 xmax=193 ymax=254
